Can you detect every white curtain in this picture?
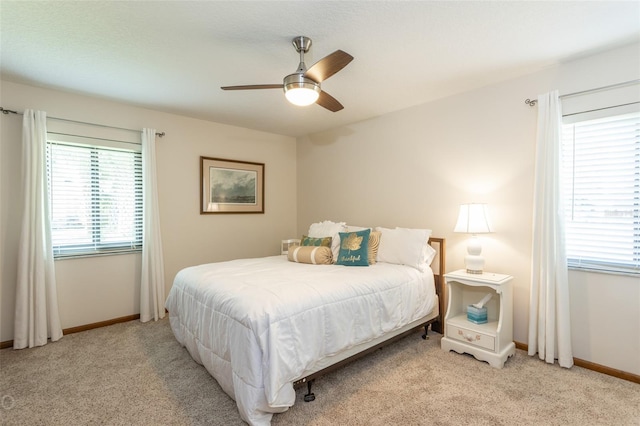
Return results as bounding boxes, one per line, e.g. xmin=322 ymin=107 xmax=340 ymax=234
xmin=14 ymin=110 xmax=63 ymax=349
xmin=140 ymin=128 xmax=166 ymax=322
xmin=528 ymin=90 xmax=573 ymax=368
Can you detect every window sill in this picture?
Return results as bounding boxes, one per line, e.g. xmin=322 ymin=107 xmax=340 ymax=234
xmin=54 ymin=249 xmax=142 ymax=261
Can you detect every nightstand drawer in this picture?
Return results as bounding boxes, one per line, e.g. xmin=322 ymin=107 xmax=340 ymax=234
xmin=447 ymin=324 xmax=495 ymax=351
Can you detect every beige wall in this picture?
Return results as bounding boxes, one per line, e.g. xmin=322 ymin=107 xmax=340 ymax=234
xmin=297 ymin=42 xmax=640 ymax=375
xmin=0 ymin=81 xmax=297 ymax=341
xmin=1 ymin=42 xmax=638 ymax=376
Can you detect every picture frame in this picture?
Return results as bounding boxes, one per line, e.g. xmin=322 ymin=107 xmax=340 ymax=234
xmin=200 ymin=156 xmax=264 ymax=214
xmin=281 ymin=239 xmax=301 ymax=255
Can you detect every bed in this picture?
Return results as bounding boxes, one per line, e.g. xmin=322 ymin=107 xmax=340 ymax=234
xmin=166 ymin=223 xmax=445 ymax=426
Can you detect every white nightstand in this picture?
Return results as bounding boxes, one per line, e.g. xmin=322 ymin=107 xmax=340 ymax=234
xmin=441 ymin=269 xmax=515 ymax=368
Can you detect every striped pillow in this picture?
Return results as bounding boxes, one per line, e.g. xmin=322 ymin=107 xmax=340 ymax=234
xmin=287 ymin=246 xmax=333 ymax=264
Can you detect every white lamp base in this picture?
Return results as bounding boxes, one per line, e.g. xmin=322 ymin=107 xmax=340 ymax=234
xmin=465 ymin=235 xmax=485 ymax=274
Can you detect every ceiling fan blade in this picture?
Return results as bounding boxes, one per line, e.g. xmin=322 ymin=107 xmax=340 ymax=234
xmin=316 ymin=91 xmax=344 ymax=112
xmin=304 ymin=50 xmax=354 ymax=83
xmin=221 ymin=84 xmax=283 ymax=90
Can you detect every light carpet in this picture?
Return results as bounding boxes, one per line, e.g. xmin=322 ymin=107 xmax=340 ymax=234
xmin=1 ymin=318 xmax=638 ymax=425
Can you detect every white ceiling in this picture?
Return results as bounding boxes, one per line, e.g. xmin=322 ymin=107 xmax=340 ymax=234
xmin=1 ymin=1 xmax=639 ymax=137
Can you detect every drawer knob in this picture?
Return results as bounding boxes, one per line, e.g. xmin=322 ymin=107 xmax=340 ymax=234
xmin=458 ymin=330 xmax=480 ymax=342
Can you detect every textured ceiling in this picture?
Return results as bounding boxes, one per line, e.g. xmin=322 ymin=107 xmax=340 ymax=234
xmin=1 ymin=1 xmax=639 ymax=137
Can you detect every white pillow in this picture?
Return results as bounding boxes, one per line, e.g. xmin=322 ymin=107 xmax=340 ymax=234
xmin=423 ymin=243 xmax=437 ymax=265
xmin=308 ymin=220 xmax=347 ymax=262
xmin=375 ymin=227 xmax=433 ymax=271
xmin=347 ymin=225 xmax=370 ymax=232
xmin=395 ymin=227 xmax=436 ymax=266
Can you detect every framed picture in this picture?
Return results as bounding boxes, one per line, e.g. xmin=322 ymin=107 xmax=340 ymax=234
xmin=281 ymin=239 xmax=301 ymax=255
xmin=200 ymin=156 xmax=264 ymax=214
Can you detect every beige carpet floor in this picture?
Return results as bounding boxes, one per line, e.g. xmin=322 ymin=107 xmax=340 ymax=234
xmin=1 ymin=318 xmax=638 ymax=425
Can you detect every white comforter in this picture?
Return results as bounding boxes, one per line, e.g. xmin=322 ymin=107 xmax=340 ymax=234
xmin=165 ymin=255 xmax=436 ymax=425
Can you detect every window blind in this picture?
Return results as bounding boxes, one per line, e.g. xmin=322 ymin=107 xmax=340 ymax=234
xmin=48 ymin=139 xmax=143 ymax=257
xmin=561 ymin=111 xmax=640 ymax=275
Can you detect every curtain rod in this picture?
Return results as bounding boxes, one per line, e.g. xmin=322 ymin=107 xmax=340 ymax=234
xmin=524 ymin=79 xmax=640 ymax=107
xmin=0 ymin=107 xmax=165 ymax=137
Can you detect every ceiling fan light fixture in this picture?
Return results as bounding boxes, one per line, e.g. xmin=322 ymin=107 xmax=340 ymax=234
xmin=285 ymin=87 xmax=320 ymax=106
xmin=283 ymin=74 xmax=320 ymax=106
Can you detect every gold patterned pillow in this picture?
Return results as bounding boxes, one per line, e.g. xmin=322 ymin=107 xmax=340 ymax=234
xmin=368 ymin=231 xmax=381 ymax=265
xmin=287 ymin=246 xmax=333 ymax=264
xmin=300 ymin=235 xmax=332 ymax=247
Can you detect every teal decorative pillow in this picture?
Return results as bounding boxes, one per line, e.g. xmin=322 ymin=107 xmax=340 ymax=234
xmin=336 ymin=229 xmax=370 ymax=266
xmin=301 ymin=235 xmax=332 ymax=247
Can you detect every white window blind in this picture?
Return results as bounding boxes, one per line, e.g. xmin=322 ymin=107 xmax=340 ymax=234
xmin=561 ymin=111 xmax=640 ymax=275
xmin=47 ymin=138 xmax=142 ymax=257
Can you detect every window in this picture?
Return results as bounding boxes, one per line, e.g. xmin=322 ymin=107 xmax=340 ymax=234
xmin=561 ymin=111 xmax=640 ymax=275
xmin=47 ymin=138 xmax=142 ymax=257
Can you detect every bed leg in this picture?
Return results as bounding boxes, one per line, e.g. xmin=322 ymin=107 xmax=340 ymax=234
xmin=422 ymin=324 xmax=429 ymax=340
xmin=303 ymin=380 xmax=316 ymax=402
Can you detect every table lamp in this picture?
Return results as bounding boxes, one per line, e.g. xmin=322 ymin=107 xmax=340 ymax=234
xmin=454 ymin=203 xmax=494 ymax=274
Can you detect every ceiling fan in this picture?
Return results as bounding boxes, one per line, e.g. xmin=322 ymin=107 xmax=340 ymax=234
xmin=221 ymin=36 xmax=354 ymax=112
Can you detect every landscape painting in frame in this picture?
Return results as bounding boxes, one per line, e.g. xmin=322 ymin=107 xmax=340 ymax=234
xmin=200 ymin=156 xmax=264 ymax=214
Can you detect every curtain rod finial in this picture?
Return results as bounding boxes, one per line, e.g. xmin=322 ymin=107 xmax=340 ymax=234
xmin=525 ymin=99 xmax=537 ymax=107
